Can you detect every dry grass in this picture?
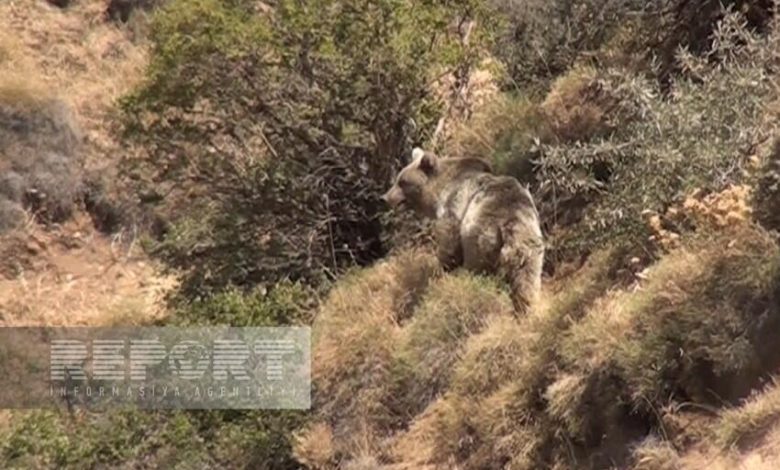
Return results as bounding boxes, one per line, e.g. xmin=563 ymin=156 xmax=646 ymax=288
xmin=715 ymin=378 xmax=780 ymax=450
xmin=0 ymin=0 xmax=148 ymax=170
xmin=445 ymin=92 xmax=549 ymax=177
xmin=632 ymin=437 xmax=682 ymax=470
xmin=0 ymin=213 xmax=174 ymax=326
xmin=542 ymin=66 xmax=610 ymax=142
xmin=562 ymin=225 xmax=780 ymax=408
xmin=394 ymin=273 xmax=512 ymax=410
xmin=305 ymin=221 xmax=780 ymax=469
xmin=309 ymin=249 xmax=440 ymax=460
xmin=293 ymin=422 xmax=336 ymax=470
xmin=0 ymin=0 xmax=168 ymax=328
xmin=389 ymin=397 xmax=452 ymax=469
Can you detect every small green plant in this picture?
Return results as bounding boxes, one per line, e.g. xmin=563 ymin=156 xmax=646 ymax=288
xmin=173 ymin=281 xmax=313 ymax=326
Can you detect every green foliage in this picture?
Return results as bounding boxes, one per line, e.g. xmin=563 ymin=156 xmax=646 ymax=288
xmin=488 ymin=0 xmax=648 ymax=88
xmin=535 ymin=11 xmax=776 ymax=261
xmin=174 ymin=281 xmax=313 ymax=326
xmin=121 ymin=0 xmax=485 ymax=297
xmin=0 ymin=282 xmax=312 ymax=469
xmin=0 ymin=409 xmax=305 ymax=469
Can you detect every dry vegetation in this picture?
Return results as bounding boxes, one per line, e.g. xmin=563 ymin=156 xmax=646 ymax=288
xmin=0 ymin=0 xmax=163 ymax=329
xmin=301 ymin=220 xmax=780 ymax=469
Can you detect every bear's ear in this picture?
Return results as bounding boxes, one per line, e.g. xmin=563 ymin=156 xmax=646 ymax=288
xmin=419 ymin=150 xmax=438 ymax=175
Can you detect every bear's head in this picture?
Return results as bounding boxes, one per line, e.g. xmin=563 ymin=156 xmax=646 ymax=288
xmin=382 ymin=147 xmax=439 ymax=217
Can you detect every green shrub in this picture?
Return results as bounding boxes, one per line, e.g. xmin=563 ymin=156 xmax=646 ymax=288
xmin=0 ymin=198 xmax=24 ymax=232
xmin=173 ymin=281 xmax=313 ymax=326
xmin=120 ymin=0 xmax=486 ymax=297
xmin=488 ymin=0 xmax=648 ymax=88
xmin=0 ymin=409 xmax=305 ymax=469
xmin=0 ymin=281 xmax=312 ymax=469
xmin=536 ymin=10 xmax=777 ymax=262
xmin=637 ymin=0 xmax=773 ymax=84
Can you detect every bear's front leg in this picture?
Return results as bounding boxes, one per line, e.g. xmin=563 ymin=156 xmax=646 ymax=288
xmin=434 ymin=216 xmax=463 ymax=271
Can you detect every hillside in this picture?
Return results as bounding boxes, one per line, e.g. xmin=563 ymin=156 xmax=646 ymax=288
xmin=0 ymin=0 xmax=172 ymax=328
xmin=0 ymin=0 xmax=779 ymax=469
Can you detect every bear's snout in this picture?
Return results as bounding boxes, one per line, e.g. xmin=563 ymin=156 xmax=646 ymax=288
xmin=382 ymin=186 xmax=405 ymax=207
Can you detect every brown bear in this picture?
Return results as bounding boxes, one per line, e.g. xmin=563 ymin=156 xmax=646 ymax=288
xmin=383 ymin=147 xmax=544 ymax=315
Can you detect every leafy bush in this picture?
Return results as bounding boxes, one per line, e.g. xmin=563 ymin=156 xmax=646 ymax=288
xmin=0 ymin=198 xmax=24 ymax=232
xmin=106 ymin=0 xmax=163 ymax=23
xmin=173 ymin=281 xmax=313 ymax=326
xmin=0 ymin=409 xmax=305 ymax=469
xmin=489 ymin=0 xmax=773 ymax=88
xmin=488 ymin=0 xmax=649 ymax=88
xmin=638 ymin=0 xmax=773 ymax=84
xmin=536 ymin=10 xmax=777 ymax=262
xmin=121 ymin=0 xmax=484 ymax=297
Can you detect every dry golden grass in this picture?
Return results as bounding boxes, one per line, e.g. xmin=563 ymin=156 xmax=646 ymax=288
xmin=541 ymin=65 xmax=620 ymax=142
xmin=293 ymin=422 xmax=337 ymax=470
xmin=395 ymin=273 xmax=512 ymax=407
xmin=450 ymin=314 xmax=530 ymax=397
xmin=305 ymin=221 xmax=780 ymax=469
xmin=632 ymin=437 xmax=682 ymax=470
xmin=389 ymin=397 xmax=454 ymax=469
xmin=0 ymin=213 xmax=174 ymax=326
xmin=445 ymin=92 xmax=549 ymax=175
xmin=0 ymin=0 xmax=148 ymax=170
xmin=545 ymin=371 xmax=588 ymax=436
xmin=715 ymin=378 xmax=780 ymax=450
xmin=0 ymin=0 xmax=169 ymax=329
xmin=562 ymin=224 xmax=780 ymax=405
xmin=309 ymin=249 xmax=440 ymax=460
